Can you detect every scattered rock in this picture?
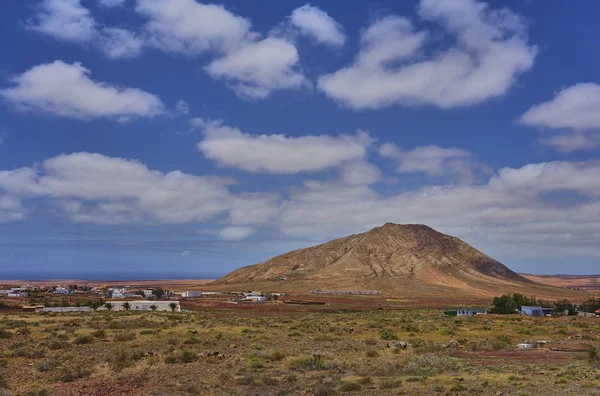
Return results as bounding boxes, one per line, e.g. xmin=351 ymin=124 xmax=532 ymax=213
xmin=228 ymin=344 xmax=237 ymax=349
xmin=387 ymin=341 xmax=408 ymax=350
xmin=447 ymin=340 xmax=461 ymax=349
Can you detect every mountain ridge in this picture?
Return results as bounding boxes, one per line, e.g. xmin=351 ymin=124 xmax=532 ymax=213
xmin=213 ymin=223 xmax=584 ymax=299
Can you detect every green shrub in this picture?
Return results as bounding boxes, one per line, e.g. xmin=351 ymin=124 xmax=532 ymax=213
xmin=246 ymin=354 xmax=265 ymax=371
xmin=58 ymin=366 xmax=91 ymax=382
xmin=379 ymin=329 xmax=398 ymax=340
xmin=339 ymin=381 xmax=361 ymax=392
xmin=74 ymin=334 xmax=94 ymax=345
xmin=379 ymin=378 xmax=402 ymax=389
xmin=91 ymin=330 xmax=106 ymax=338
xmin=267 ymin=350 xmax=285 ymax=362
xmin=287 ymin=354 xmax=331 ymax=371
xmin=113 ymin=332 xmax=136 ymax=342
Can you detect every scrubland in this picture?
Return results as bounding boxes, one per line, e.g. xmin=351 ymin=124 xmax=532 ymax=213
xmin=1 ymin=307 xmax=600 ymax=395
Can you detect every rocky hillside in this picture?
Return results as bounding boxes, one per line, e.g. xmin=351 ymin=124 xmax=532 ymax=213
xmin=213 ymin=223 xmax=584 ymax=299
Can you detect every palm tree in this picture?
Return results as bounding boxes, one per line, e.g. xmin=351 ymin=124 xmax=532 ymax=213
xmin=149 ymin=304 xmax=158 ymax=311
xmin=122 ymin=302 xmax=131 ymax=311
xmin=104 ymin=302 xmax=113 ymax=311
xmin=169 ymin=302 xmax=178 ymax=312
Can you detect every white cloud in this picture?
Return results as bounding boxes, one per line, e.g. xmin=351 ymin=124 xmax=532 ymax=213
xmin=175 ymin=100 xmax=190 ymax=115
xmin=339 ymin=161 xmax=382 ymax=185
xmin=318 ymin=0 xmax=536 ymax=110
xmin=137 ymin=0 xmax=308 ymax=99
xmin=0 ymin=195 xmax=27 ymax=223
xmin=96 ymin=27 xmax=144 ymax=59
xmin=520 ymin=83 xmax=600 ymax=152
xmin=0 ymin=61 xmax=165 ymax=120
xmin=278 ymin=160 xmax=600 ymax=259
xmin=218 ymin=226 xmax=255 ymax=241
xmin=205 ymin=37 xmax=308 ymax=99
xmin=195 ymin=119 xmax=372 ymax=173
xmin=289 ymin=4 xmax=345 ymax=47
xmin=29 ymin=0 xmax=143 ymax=59
xmin=136 ymin=0 xmax=252 ymax=55
xmin=379 ymin=143 xmax=489 ymax=182
xmin=180 ymin=249 xmax=191 ymax=256
xmin=539 ymin=132 xmax=600 ymax=153
xmin=0 ymin=152 xmax=278 ymax=226
xmin=29 ymin=0 xmax=96 ymax=42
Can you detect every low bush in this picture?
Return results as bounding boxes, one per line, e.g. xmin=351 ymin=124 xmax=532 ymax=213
xmin=113 ymin=332 xmax=136 ymax=342
xmin=379 ymin=329 xmax=398 ymax=340
xmin=287 ymin=354 xmax=332 ymax=371
xmin=74 ymin=334 xmax=94 ymax=345
xmin=339 ymin=381 xmax=361 ymax=392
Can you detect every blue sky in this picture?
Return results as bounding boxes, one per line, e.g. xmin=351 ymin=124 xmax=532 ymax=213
xmin=1 ymin=0 xmax=600 ymax=278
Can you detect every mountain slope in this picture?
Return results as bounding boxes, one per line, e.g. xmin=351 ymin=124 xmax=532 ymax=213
xmin=214 ymin=223 xmax=584 ymax=299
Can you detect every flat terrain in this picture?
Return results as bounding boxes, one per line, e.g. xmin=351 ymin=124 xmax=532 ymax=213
xmin=0 ymin=279 xmax=212 ymax=290
xmin=522 ymin=274 xmax=600 ymax=292
xmin=1 ymin=299 xmax=600 ymax=396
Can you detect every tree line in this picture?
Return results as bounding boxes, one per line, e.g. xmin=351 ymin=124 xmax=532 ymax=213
xmin=490 ymin=293 xmax=600 ymax=315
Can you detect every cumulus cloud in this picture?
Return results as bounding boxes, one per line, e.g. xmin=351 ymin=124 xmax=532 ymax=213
xmin=28 ymin=0 xmax=308 ymax=98
xmin=218 ymin=226 xmax=255 ymax=241
xmin=520 ymin=83 xmax=600 ymax=152
xmin=29 ymin=0 xmax=143 ymax=59
xmin=137 ymin=0 xmax=307 ymax=99
xmin=0 ymin=195 xmax=27 ymax=223
xmin=278 ymin=160 xmax=600 ymax=259
xmin=379 ymin=143 xmax=490 ymax=182
xmin=194 ymin=119 xmax=372 ymax=173
xmin=318 ymin=0 xmax=536 ymax=109
xmin=289 ymin=4 xmax=345 ymax=47
xmin=205 ymin=37 xmax=308 ymax=99
xmin=339 ymin=161 xmax=382 ymax=185
xmin=136 ymin=0 xmax=252 ymax=55
xmin=180 ymin=249 xmax=191 ymax=256
xmin=0 ymin=152 xmax=278 ymax=226
xmin=0 ymin=61 xmax=165 ymax=120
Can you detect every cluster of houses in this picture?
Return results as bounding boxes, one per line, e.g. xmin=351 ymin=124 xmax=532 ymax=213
xmin=0 ymin=287 xmax=29 ymax=298
xmin=445 ymin=305 xmax=600 ymax=317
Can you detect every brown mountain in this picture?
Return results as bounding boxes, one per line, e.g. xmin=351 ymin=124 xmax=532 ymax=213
xmin=214 ymin=223 xmax=585 ymax=299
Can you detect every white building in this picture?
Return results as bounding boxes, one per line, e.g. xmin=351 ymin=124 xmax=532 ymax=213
xmin=244 ymin=296 xmax=266 ymax=302
xmin=106 ymin=300 xmax=180 ymax=312
xmin=42 ymin=307 xmax=90 ymax=313
xmin=8 ymin=292 xmax=28 ymax=298
xmin=182 ymin=291 xmax=202 ymax=298
xmin=55 ymin=287 xmax=70 ymax=294
xmin=110 ymin=288 xmax=128 ymax=298
xmin=143 ymin=289 xmax=153 ymax=298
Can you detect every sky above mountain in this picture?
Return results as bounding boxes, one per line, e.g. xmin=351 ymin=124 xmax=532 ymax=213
xmin=1 ymin=0 xmax=599 ymax=278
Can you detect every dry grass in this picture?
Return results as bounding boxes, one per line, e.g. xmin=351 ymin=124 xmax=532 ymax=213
xmin=0 ymin=309 xmax=599 ymax=395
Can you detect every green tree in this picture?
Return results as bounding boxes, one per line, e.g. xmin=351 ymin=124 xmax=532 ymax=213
xmin=554 ymin=299 xmax=577 ymax=315
xmin=580 ymin=298 xmax=600 ymax=313
xmin=149 ymin=305 xmax=158 ymax=311
xmin=104 ymin=302 xmax=113 ymax=311
xmin=122 ymin=302 xmax=131 ymax=311
xmin=90 ymin=301 xmax=102 ymax=311
xmin=489 ymin=293 xmax=547 ymax=315
xmin=169 ymin=302 xmax=178 ymax=312
xmin=152 ymin=288 xmax=165 ymax=299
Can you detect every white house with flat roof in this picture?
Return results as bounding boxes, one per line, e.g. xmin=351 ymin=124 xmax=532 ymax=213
xmin=182 ymin=291 xmax=202 ymax=298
